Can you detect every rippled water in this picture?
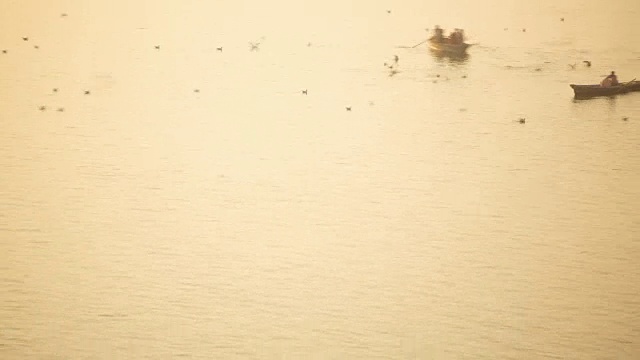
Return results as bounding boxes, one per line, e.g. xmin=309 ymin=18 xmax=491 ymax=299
xmin=1 ymin=0 xmax=640 ymax=358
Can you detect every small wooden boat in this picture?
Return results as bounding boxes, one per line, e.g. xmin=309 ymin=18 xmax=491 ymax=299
xmin=570 ymin=80 xmax=640 ymax=99
xmin=428 ymin=39 xmax=471 ymax=55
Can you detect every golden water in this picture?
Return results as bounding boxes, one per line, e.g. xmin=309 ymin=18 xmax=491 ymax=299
xmin=1 ymin=1 xmax=639 ymax=358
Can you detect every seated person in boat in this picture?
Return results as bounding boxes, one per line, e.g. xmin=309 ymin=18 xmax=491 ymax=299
xmin=447 ymin=29 xmax=465 ymax=45
xmin=431 ymin=26 xmax=445 ymax=43
xmin=601 ymin=71 xmax=619 ymax=87
xmin=448 ymin=30 xmax=459 ymax=44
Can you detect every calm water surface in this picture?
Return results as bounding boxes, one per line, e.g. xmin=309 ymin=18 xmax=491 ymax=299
xmin=1 ymin=0 xmax=639 ymax=358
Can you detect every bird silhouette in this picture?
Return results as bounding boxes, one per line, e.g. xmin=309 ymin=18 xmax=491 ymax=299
xmin=518 ymin=118 xmax=526 ymax=124
xmin=568 ymin=63 xmax=576 ymax=69
xmin=560 ymin=17 xmax=564 ymax=22
xmin=583 ymin=60 xmax=591 ymax=67
xmin=1 ymin=50 xmax=6 ymax=54
xmin=387 ymin=10 xmax=391 ymax=14
xmin=39 ymin=105 xmax=46 ymax=111
xmin=622 ymin=117 xmax=629 ymax=121
xmin=462 ymin=75 xmax=467 ymax=78
xmin=302 ymin=89 xmax=307 ymax=95
xmin=389 ymin=69 xmax=399 ymax=77
xmin=33 ymin=45 xmax=39 ymax=49
xmin=22 ymin=37 xmax=28 ymax=41
xmin=61 ymin=13 xmax=68 ymax=17
xmin=57 ymin=107 xmax=65 ymax=112
xmin=522 ymin=28 xmax=526 ymax=32
xmin=84 ymin=90 xmax=91 ymax=95
xmin=345 ymin=107 xmax=352 ymax=111
xmin=53 ymin=88 xmax=58 ymax=93
xmin=194 ymin=89 xmax=200 ymax=93
xmin=216 ymin=47 xmax=223 ymax=51
xmin=249 ymin=42 xmax=260 ymax=51
xmin=154 ymin=45 xmax=160 ymax=50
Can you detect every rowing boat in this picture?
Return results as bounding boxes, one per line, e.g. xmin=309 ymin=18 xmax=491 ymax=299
xmin=570 ymin=80 xmax=640 ymax=99
xmin=428 ymin=39 xmax=471 ymax=55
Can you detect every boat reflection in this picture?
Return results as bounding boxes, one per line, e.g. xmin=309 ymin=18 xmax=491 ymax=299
xmin=430 ymin=49 xmax=470 ymax=64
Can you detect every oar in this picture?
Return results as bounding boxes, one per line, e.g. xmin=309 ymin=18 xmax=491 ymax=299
xmin=411 ymin=39 xmax=428 ymax=48
xmin=396 ymin=39 xmax=429 ymax=49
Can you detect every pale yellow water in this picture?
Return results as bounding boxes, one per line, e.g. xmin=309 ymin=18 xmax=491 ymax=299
xmin=1 ymin=0 xmax=640 ymax=359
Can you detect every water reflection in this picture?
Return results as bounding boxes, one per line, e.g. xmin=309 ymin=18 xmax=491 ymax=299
xmin=430 ymin=49 xmax=471 ymax=64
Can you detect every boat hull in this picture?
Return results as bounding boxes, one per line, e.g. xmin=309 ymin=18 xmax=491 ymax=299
xmin=428 ymin=40 xmax=470 ymax=55
xmin=570 ymin=81 xmax=640 ymax=99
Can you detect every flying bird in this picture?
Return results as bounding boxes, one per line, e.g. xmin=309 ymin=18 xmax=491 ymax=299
xmin=249 ymin=42 xmax=260 ymax=51
xmin=84 ymin=90 xmax=91 ymax=95
xmin=302 ymin=89 xmax=307 ymax=95
xmin=518 ymin=118 xmax=526 ymax=124
xmin=216 ymin=47 xmax=223 ymax=51
xmin=154 ymin=45 xmax=160 ymax=50
xmin=22 ymin=37 xmax=29 ymax=41
xmin=345 ymin=107 xmax=352 ymax=111
xmin=583 ymin=60 xmax=591 ymax=67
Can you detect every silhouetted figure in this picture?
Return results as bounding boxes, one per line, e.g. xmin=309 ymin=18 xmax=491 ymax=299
xmin=216 ymin=47 xmax=223 ymax=51
xmin=431 ymin=25 xmax=444 ymax=43
xmin=518 ymin=118 xmax=526 ymax=124
xmin=155 ymin=45 xmax=160 ymax=50
xmin=302 ymin=89 xmax=307 ymax=95
xmin=84 ymin=90 xmax=91 ymax=95
xmin=601 ymin=71 xmax=619 ymax=87
xmin=394 ymin=55 xmax=399 ymax=63
xmin=346 ymin=107 xmax=352 ymax=111
xmin=583 ymin=60 xmax=591 ymax=67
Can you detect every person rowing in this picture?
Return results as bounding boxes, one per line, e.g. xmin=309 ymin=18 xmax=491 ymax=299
xmin=601 ymin=71 xmax=619 ymax=87
xmin=431 ymin=25 xmax=445 ymax=43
